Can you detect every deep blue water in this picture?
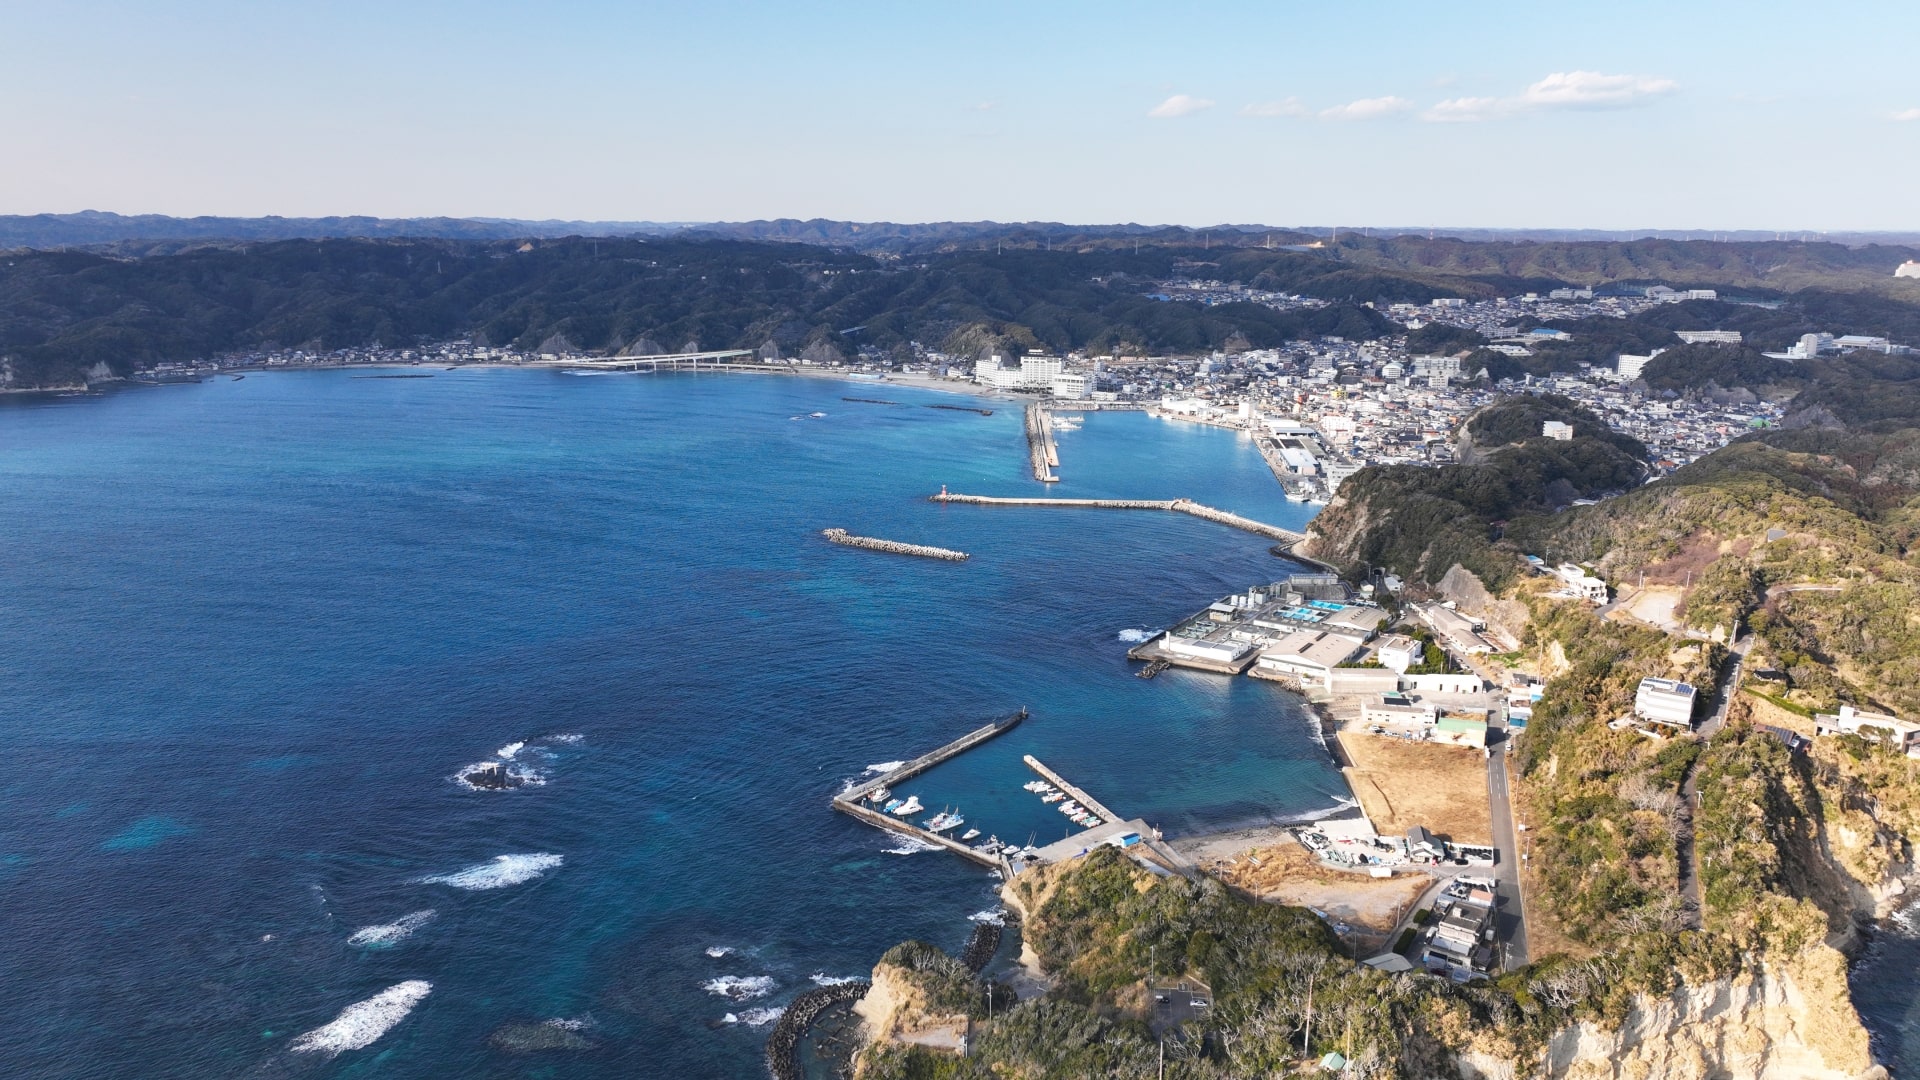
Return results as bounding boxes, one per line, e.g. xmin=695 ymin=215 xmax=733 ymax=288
xmin=0 ymin=369 xmax=1346 ymax=1078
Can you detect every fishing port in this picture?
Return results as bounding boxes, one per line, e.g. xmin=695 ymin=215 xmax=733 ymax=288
xmin=821 ymin=528 xmax=969 ymax=562
xmin=832 ymin=712 xmax=1028 ymax=872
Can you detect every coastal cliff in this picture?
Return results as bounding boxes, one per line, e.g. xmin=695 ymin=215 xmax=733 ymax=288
xmin=1519 ymin=950 xmax=1880 ymax=1080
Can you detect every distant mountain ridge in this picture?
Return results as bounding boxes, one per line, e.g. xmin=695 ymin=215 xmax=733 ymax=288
xmin=7 ymin=212 xmax=1920 ymax=253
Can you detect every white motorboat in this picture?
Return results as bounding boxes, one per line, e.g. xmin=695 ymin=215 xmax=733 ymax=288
xmin=891 ymin=796 xmax=923 ymax=816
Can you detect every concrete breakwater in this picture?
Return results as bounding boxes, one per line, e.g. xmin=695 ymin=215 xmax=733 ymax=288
xmin=764 ymin=979 xmax=871 ymax=1080
xmin=960 ymin=921 xmax=1002 ymax=973
xmin=1023 ymin=403 xmax=1060 ymax=482
xmin=833 ymin=711 xmax=1026 ymax=872
xmin=927 ymin=492 xmax=1308 ymax=546
xmin=822 ymin=528 xmax=969 ymax=562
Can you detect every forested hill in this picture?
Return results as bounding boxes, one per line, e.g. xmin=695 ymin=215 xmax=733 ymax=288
xmin=0 ymin=238 xmax=1398 ymax=389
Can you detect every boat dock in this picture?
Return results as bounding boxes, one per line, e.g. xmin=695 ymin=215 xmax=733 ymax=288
xmin=1018 ymin=755 xmax=1196 ymax=877
xmin=831 ymin=711 xmax=1027 ymax=871
xmin=822 ymin=528 xmax=969 ymax=562
xmin=1024 ymin=404 xmax=1060 ymax=482
xmin=928 ymin=492 xmax=1308 ymax=546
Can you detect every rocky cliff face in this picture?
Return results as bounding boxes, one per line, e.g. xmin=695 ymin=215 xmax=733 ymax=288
xmin=1461 ymin=949 xmax=1882 ymax=1080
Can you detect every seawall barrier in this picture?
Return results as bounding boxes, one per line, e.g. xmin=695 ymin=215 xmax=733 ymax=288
xmin=822 ymin=528 xmax=969 ymax=562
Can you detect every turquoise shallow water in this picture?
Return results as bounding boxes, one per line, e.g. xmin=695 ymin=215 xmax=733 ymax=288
xmin=0 ymin=369 xmax=1345 ymax=1078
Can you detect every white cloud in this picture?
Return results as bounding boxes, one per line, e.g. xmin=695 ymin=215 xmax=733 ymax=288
xmin=1423 ymin=96 xmax=1508 ymax=123
xmin=1520 ymin=71 xmax=1676 ymax=109
xmin=1893 ymin=107 xmax=1920 ymax=122
xmin=1240 ymin=97 xmax=1309 ymax=118
xmin=1319 ymin=96 xmax=1412 ymax=121
xmin=1147 ymin=94 xmax=1215 ymax=119
xmin=1421 ymin=71 xmax=1676 ymax=122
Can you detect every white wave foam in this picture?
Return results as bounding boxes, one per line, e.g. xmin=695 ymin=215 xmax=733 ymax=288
xmin=864 ymin=761 xmax=905 ymax=775
xmin=418 ymin=853 xmax=562 ymax=890
xmin=702 ymin=975 xmax=775 ymax=1001
xmin=544 ymin=1017 xmax=591 ymax=1031
xmin=1117 ymin=628 xmax=1156 ymax=643
xmin=967 ymin=907 xmax=1006 ymax=926
xmin=737 ymin=1007 xmax=784 ymax=1026
xmin=883 ymin=838 xmax=941 ymax=855
xmin=346 ymin=910 xmax=436 ymax=948
xmin=451 ymin=761 xmax=547 ymax=791
xmin=1291 ymin=798 xmax=1363 ymax=824
xmin=498 ymin=741 xmax=526 ymax=759
xmin=289 ymin=980 xmax=432 ymax=1057
xmin=546 ymin=732 xmax=585 ymax=744
xmin=705 ymin=946 xmax=734 ymax=959
xmin=810 ymin=972 xmax=860 ymax=986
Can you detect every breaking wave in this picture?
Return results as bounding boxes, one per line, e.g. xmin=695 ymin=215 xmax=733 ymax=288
xmin=883 ymin=837 xmax=941 ymax=855
xmin=722 ymin=1007 xmax=784 ymax=1026
xmin=1290 ymin=797 xmax=1363 ymax=825
xmin=1117 ymin=628 xmax=1156 ymax=643
xmin=418 ymin=853 xmax=563 ymax=890
xmin=810 ymin=972 xmax=860 ymax=986
xmin=452 ymin=761 xmax=548 ymax=790
xmin=498 ymin=741 xmax=526 ymax=759
xmin=864 ymin=761 xmax=905 ymax=775
xmin=702 ymin=974 xmax=775 ymax=1000
xmin=289 ymin=980 xmax=432 ymax=1057
xmin=346 ymin=909 xmax=436 ymax=948
xmin=546 ymin=732 xmax=585 ymax=744
xmin=705 ymin=946 xmax=735 ymax=959
xmin=967 ymin=907 xmax=1007 ymax=926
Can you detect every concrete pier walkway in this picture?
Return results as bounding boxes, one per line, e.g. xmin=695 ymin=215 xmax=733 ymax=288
xmin=929 ymin=492 xmax=1308 ymax=545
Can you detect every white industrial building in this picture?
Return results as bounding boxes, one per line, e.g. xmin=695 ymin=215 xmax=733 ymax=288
xmin=1617 ymin=349 xmax=1664 ymax=380
xmin=1373 ymin=634 xmax=1420 ymax=674
xmin=1542 ymin=420 xmax=1574 ymax=441
xmin=1676 ymin=330 xmax=1743 ymax=345
xmin=1252 ymin=630 xmax=1366 ymax=689
xmin=1634 ymin=677 xmax=1698 ymax=730
xmin=1049 ymin=372 xmax=1089 ymax=398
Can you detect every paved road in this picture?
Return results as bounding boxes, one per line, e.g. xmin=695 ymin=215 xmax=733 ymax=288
xmin=1486 ymin=710 xmax=1530 ymax=970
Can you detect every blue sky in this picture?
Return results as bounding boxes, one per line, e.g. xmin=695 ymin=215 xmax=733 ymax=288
xmin=3 ymin=1 xmax=1916 ymax=229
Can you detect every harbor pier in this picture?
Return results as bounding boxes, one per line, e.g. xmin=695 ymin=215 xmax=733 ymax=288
xmin=928 ymin=492 xmax=1308 ymax=547
xmin=1018 ymin=755 xmax=1196 ymax=877
xmin=1024 ymin=404 xmax=1060 ymax=482
xmin=832 ymin=711 xmax=1026 ymax=872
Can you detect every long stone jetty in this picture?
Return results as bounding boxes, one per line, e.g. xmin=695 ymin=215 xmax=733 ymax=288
xmin=927 ymin=492 xmax=1308 ymax=545
xmin=1023 ymin=403 xmax=1059 ymax=482
xmin=822 ymin=528 xmax=969 ymax=561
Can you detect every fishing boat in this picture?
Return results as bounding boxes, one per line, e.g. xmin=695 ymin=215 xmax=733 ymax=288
xmin=891 ymin=796 xmax=923 ymax=816
xmin=1059 ymin=801 xmax=1081 ymax=815
xmin=882 ymin=799 xmax=903 ymax=813
xmin=868 ymin=787 xmax=891 ymax=805
xmin=960 ymin=828 xmax=981 ymax=841
xmin=924 ymin=811 xmax=964 ymax=833
xmin=1021 ymin=781 xmax=1049 ymax=793
xmin=1041 ymin=792 xmax=1065 ymax=803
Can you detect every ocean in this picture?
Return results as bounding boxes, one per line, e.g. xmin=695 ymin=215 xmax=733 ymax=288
xmin=0 ymin=369 xmax=1349 ymax=1078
